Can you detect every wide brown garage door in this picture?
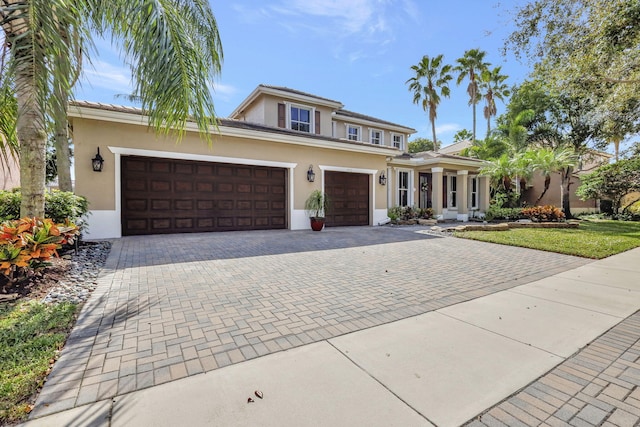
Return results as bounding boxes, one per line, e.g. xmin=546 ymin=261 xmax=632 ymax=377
xmin=325 ymin=171 xmax=370 ymax=227
xmin=121 ymin=156 xmax=287 ymax=235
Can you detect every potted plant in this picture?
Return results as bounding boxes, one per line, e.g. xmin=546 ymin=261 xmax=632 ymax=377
xmin=304 ymin=190 xmax=329 ymax=231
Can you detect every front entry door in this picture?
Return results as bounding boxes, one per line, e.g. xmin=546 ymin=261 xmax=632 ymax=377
xmin=419 ymin=173 xmax=432 ymax=208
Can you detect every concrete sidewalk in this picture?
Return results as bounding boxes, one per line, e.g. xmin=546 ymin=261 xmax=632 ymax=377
xmin=19 ymin=247 xmax=640 ymax=427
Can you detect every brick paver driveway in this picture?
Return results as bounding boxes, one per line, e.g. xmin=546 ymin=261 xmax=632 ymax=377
xmin=34 ymin=226 xmax=591 ymax=416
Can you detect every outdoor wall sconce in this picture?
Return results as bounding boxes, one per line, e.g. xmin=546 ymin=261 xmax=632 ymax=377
xmin=379 ymin=171 xmax=387 ymax=185
xmin=307 ymin=165 xmax=315 ymax=182
xmin=92 ymin=147 xmax=104 ymax=172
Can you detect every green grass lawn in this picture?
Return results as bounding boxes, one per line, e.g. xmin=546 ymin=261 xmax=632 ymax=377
xmin=455 ymin=220 xmax=640 ymax=259
xmin=0 ymin=300 xmax=77 ymax=424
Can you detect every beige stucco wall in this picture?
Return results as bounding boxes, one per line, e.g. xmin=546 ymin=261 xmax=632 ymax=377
xmin=332 ymin=119 xmax=406 ymax=150
xmin=237 ymin=97 xmax=266 ymax=124
xmin=0 ymin=155 xmax=20 ymax=191
xmin=520 ymin=171 xmax=597 ymax=209
xmin=72 ymin=118 xmax=389 ymax=213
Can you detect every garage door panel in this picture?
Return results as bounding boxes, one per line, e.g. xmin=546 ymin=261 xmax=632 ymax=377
xmin=325 ymin=171 xmax=369 ymax=227
xmin=151 ymin=199 xmax=171 ymax=210
xmin=151 ymin=180 xmax=170 ymax=192
xmin=217 ymin=183 xmax=233 ymax=192
xmin=121 ymin=156 xmax=287 ymax=235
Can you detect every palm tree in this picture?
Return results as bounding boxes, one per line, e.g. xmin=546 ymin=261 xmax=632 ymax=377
xmin=406 ymin=54 xmax=453 ymax=151
xmin=479 ymin=154 xmax=517 ymax=193
xmin=480 ymin=66 xmax=510 ymax=137
xmin=455 ymin=49 xmax=490 ymax=144
xmin=526 ymin=147 xmax=578 ymax=205
xmin=1 ymin=0 xmax=223 ymax=217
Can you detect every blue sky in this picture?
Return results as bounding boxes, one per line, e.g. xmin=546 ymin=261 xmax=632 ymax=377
xmin=74 ymin=0 xmax=531 ymax=147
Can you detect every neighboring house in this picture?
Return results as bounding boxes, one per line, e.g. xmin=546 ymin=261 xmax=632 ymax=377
xmin=439 ymin=140 xmax=610 ymax=212
xmin=69 ymin=85 xmax=488 ymax=239
xmin=0 ymin=155 xmax=20 ymax=191
xmin=520 ymin=151 xmax=611 ymax=211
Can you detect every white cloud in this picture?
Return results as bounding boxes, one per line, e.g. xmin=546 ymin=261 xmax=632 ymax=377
xmin=264 ymin=0 xmax=416 ymax=58
xmin=435 ymin=123 xmax=462 ymax=135
xmin=214 ymin=83 xmax=237 ymax=97
xmin=230 ymin=4 xmax=272 ymax=22
xmin=81 ymin=60 xmax=132 ymax=93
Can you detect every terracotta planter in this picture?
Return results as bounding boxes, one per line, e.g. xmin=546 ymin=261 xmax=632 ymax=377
xmin=310 ymin=217 xmax=325 ymax=231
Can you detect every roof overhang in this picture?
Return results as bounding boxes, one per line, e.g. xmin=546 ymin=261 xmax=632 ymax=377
xmin=230 ymin=86 xmax=344 ymax=119
xmin=388 ymin=156 xmax=486 ymax=170
xmin=68 ymin=103 xmax=399 ymax=157
xmin=332 ymin=112 xmax=416 ymax=134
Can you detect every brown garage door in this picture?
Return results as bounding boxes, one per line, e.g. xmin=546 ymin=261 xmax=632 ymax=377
xmin=325 ymin=171 xmax=369 ymax=227
xmin=121 ymin=156 xmax=287 ymax=235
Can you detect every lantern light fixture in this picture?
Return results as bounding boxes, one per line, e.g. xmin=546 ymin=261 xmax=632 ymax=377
xmin=378 ymin=171 xmax=387 ymax=185
xmin=92 ymin=147 xmax=104 ymax=172
xmin=307 ymin=165 xmax=315 ymax=182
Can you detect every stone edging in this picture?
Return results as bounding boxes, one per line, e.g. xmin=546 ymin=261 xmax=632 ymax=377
xmin=446 ymin=221 xmax=579 ymax=232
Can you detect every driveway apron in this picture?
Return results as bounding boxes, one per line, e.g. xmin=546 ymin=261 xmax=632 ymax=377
xmin=32 ymin=227 xmax=591 ymax=417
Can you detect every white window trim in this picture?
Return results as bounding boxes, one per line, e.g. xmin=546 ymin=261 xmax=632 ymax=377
xmin=449 ymin=175 xmax=458 ymax=210
xmin=345 ymin=124 xmax=362 ymax=141
xmin=391 ymin=133 xmax=404 ymax=150
xmin=396 ymin=168 xmax=413 ymax=207
xmin=469 ymin=176 xmax=478 ymax=210
xmin=369 ymin=128 xmax=384 ymax=145
xmin=286 ymin=102 xmax=315 ymax=133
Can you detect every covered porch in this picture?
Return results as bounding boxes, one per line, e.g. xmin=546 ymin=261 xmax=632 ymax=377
xmin=386 ymin=152 xmax=490 ymax=221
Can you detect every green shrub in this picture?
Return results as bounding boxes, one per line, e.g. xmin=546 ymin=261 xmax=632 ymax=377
xmin=388 ymin=206 xmax=433 ymax=221
xmin=44 ymin=191 xmax=89 ymax=223
xmin=485 ymin=207 xmax=524 ymax=221
xmin=0 ymin=190 xmax=21 ymax=221
xmin=0 ymin=190 xmax=88 ymax=223
xmin=521 ymin=205 xmax=565 ymax=222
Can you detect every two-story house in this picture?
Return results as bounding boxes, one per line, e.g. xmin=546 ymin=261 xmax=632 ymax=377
xmin=69 ymin=85 xmax=489 ymax=239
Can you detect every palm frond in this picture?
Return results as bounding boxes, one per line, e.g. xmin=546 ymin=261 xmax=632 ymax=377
xmin=99 ymin=0 xmax=223 ymax=141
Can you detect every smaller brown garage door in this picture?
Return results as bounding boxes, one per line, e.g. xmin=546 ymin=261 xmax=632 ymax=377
xmin=121 ymin=156 xmax=287 ymax=235
xmin=325 ymin=171 xmax=370 ymax=227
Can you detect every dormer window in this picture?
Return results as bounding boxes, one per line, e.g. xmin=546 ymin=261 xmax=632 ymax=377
xmin=290 ymin=105 xmax=312 ymax=132
xmin=370 ymin=129 xmax=383 ymax=145
xmin=347 ymin=125 xmax=361 ymax=141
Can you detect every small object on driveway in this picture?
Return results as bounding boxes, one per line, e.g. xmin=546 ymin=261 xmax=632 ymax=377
xmin=254 ymin=390 xmax=264 ymax=399
xmin=247 ymin=397 xmax=255 ymax=403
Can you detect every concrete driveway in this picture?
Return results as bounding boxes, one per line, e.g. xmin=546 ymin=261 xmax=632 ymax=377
xmin=32 ymin=226 xmax=591 ymax=418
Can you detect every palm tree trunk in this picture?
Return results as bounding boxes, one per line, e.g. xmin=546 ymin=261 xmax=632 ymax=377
xmin=15 ymin=49 xmax=47 ymax=218
xmin=472 ymin=103 xmax=476 ymax=143
xmin=431 ymin=119 xmax=438 ymax=151
xmin=534 ymin=175 xmax=551 ymax=205
xmin=53 ymin=85 xmax=72 ymax=191
xmin=560 ymin=166 xmax=573 ymax=219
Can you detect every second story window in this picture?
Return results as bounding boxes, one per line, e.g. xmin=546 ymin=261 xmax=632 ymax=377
xmin=347 ymin=125 xmax=360 ymax=141
xmin=370 ymin=129 xmax=383 ymax=145
xmin=290 ymin=106 xmax=311 ymax=132
xmin=392 ymin=134 xmax=404 ymax=149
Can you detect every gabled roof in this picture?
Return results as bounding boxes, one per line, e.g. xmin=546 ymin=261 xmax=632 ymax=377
xmin=258 ymin=85 xmax=343 ymax=106
xmin=229 ymin=84 xmax=344 ymax=118
xmin=334 ymin=110 xmax=416 ymax=133
xmin=438 ymin=140 xmax=472 ymax=154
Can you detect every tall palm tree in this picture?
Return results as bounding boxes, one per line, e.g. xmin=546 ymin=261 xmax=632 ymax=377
xmin=1 ymin=0 xmax=223 ymax=217
xmin=455 ymin=49 xmax=489 ymax=144
xmin=406 ymin=54 xmax=453 ymax=151
xmin=480 ymin=66 xmax=510 ymax=137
